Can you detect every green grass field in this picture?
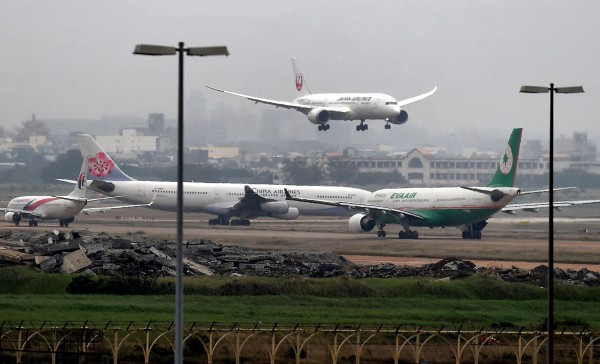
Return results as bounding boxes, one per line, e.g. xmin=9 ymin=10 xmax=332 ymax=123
xmin=1 ymin=267 xmax=600 ymax=330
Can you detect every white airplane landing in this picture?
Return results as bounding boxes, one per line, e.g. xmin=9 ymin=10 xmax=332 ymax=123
xmin=207 ymin=57 xmax=436 ymax=132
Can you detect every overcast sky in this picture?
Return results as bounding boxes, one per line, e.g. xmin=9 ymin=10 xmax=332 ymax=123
xmin=2 ymin=1 xmax=599 ymax=145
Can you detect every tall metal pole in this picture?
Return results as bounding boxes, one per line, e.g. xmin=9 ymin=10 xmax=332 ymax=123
xmin=175 ymin=41 xmax=185 ymax=364
xmin=548 ymin=83 xmax=555 ymax=364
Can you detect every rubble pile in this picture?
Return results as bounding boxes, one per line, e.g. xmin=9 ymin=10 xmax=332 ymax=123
xmin=0 ymin=230 xmax=598 ymax=286
xmin=0 ymin=230 xmax=352 ymax=278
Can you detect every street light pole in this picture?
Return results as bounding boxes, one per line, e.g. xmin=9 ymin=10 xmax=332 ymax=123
xmin=176 ymin=41 xmax=185 ymax=364
xmin=134 ymin=42 xmax=228 ymax=364
xmin=520 ymin=84 xmax=584 ymax=364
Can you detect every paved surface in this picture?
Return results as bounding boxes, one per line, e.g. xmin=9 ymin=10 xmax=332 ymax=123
xmin=3 ymin=210 xmax=600 ymax=271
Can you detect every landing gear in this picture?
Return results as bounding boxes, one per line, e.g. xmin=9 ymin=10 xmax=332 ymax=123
xmin=399 ymin=230 xmax=418 ymax=239
xmin=317 ymin=124 xmax=330 ymax=131
xmin=376 ymin=224 xmax=386 ymax=238
xmin=356 ymin=120 xmax=368 ymax=131
xmin=59 ymin=217 xmax=74 ymax=227
xmin=28 ymin=219 xmax=38 ymax=227
xmin=208 ymin=216 xmax=230 ymax=226
xmin=462 ymin=230 xmax=481 ymax=239
xmin=462 ymin=221 xmax=487 ymax=239
xmin=230 ymin=218 xmax=251 ymax=226
xmin=384 ymin=122 xmax=391 ymax=130
xmin=398 ymin=222 xmax=418 ymax=239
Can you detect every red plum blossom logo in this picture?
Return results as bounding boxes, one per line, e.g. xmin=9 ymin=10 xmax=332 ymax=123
xmin=88 ymin=152 xmax=115 ymax=178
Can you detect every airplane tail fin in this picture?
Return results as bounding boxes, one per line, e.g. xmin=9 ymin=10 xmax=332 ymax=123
xmin=292 ymin=57 xmax=312 ymax=95
xmin=486 ymin=128 xmax=523 ymax=188
xmin=67 ymin=156 xmax=89 ymax=199
xmin=76 ymin=134 xmax=135 ymax=181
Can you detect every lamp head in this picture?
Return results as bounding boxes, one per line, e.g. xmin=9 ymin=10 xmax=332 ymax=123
xmin=133 ymin=44 xmax=177 ymax=56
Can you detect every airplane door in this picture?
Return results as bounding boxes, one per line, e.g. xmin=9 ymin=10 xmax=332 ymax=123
xmin=137 ymin=184 xmax=145 ymax=197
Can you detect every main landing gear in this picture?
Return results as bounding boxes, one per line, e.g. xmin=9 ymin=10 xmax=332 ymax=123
xmin=356 ymin=120 xmax=368 ymax=131
xmin=461 ymin=221 xmax=487 ymax=239
xmin=317 ymin=124 xmax=330 ymax=131
xmin=230 ymin=219 xmax=251 ymax=226
xmin=399 ymin=229 xmax=419 ymax=239
xmin=208 ymin=216 xmax=251 ymax=226
xmin=28 ymin=219 xmax=39 ymax=227
xmin=208 ymin=216 xmax=230 ymax=226
xmin=375 ymin=223 xmax=419 ymax=239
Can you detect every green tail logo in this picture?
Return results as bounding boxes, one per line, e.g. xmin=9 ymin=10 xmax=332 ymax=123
xmin=486 ymin=128 xmax=523 ymax=188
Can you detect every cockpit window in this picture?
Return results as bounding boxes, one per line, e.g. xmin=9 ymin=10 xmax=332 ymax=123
xmin=385 ymin=101 xmax=398 ymax=105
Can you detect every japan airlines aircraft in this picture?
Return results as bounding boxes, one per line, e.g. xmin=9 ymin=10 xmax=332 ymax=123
xmin=75 ymin=134 xmax=372 ymax=226
xmin=285 ymin=128 xmax=600 ymax=239
xmin=207 ymin=57 xmax=436 ymax=132
xmin=2 ymin=159 xmax=152 ymax=227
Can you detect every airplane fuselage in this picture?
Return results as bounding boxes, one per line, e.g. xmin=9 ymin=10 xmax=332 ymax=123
xmin=367 ymin=187 xmax=520 ymax=227
xmin=4 ymin=196 xmax=85 ymax=221
xmin=88 ymin=180 xmax=371 ymax=218
xmin=293 ymin=93 xmax=401 ymax=120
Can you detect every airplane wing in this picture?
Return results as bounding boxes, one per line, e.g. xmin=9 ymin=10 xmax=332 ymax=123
xmin=81 ymin=199 xmax=154 ymax=214
xmin=56 ymin=178 xmax=76 ymax=184
xmin=0 ymin=208 xmax=43 ymax=219
xmin=501 ymin=199 xmax=600 ymax=214
xmin=205 ymin=86 xmax=350 ymax=115
xmin=51 ymin=195 xmax=128 ymax=203
xmin=229 ymin=185 xmax=280 ymax=212
xmin=283 ymin=188 xmax=425 ymax=221
xmin=396 ymin=87 xmax=437 ymax=107
xmin=519 ymin=187 xmax=576 ymax=195
xmin=206 ymin=86 xmax=312 ymax=112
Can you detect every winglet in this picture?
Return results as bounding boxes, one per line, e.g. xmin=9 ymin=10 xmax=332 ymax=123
xmin=284 ymin=188 xmax=293 ymax=200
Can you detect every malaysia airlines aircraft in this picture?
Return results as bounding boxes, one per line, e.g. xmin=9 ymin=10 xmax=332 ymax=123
xmin=75 ymin=134 xmax=372 ymax=226
xmin=207 ymin=57 xmax=436 ymax=132
xmin=2 ymin=158 xmax=152 ymax=227
xmin=286 ymin=128 xmax=600 ymax=239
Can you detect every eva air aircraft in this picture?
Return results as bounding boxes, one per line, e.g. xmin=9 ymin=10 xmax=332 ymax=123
xmin=286 ymin=128 xmax=600 ymax=239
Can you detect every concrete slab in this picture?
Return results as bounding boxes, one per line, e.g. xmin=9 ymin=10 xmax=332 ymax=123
xmin=60 ymin=250 xmax=92 ymax=274
xmin=184 ymin=258 xmax=214 ymax=276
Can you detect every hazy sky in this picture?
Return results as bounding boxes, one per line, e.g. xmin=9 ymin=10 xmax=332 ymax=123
xmin=2 ymin=1 xmax=599 ymax=144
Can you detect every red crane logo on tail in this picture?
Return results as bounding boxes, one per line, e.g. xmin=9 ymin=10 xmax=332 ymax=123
xmin=296 ymin=74 xmax=303 ymax=91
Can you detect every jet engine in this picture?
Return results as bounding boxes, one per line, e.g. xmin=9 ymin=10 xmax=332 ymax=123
xmin=348 ymin=213 xmax=376 ymax=233
xmin=389 ymin=110 xmax=408 ymax=125
xmin=4 ymin=212 xmax=16 ymax=223
xmin=270 ymin=207 xmax=299 ymax=220
xmin=259 ymin=201 xmax=290 ymax=215
xmin=307 ymin=108 xmax=330 ymax=125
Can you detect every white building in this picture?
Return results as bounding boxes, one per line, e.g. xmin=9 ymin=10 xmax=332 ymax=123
xmin=95 ymin=129 xmax=158 ymax=158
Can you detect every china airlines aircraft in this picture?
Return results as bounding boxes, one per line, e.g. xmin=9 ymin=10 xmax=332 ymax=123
xmin=285 ymin=128 xmax=600 ymax=239
xmin=207 ymin=57 xmax=436 ymax=132
xmin=75 ymin=134 xmax=371 ymax=226
xmin=2 ymin=158 xmax=152 ymax=227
